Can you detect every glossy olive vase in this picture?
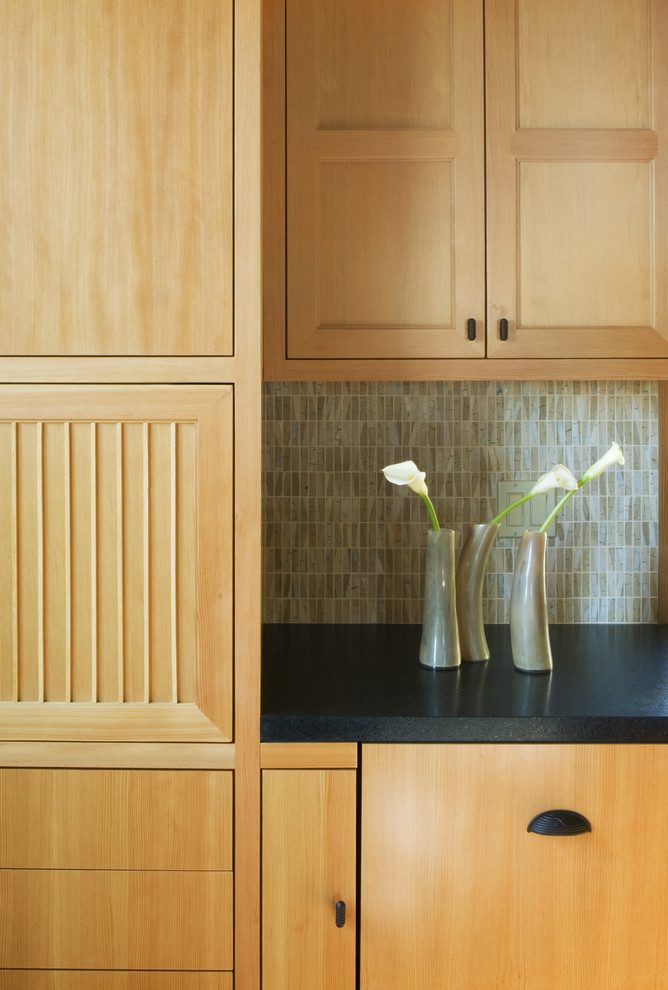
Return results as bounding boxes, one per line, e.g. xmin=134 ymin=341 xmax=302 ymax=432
xmin=455 ymin=522 xmax=499 ymax=662
xmin=419 ymin=529 xmax=461 ymax=669
xmin=510 ymin=529 xmax=553 ymax=673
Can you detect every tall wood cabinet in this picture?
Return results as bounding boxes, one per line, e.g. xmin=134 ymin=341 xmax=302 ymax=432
xmin=264 ymin=0 xmax=668 ymax=379
xmin=0 ymin=2 xmax=261 ymax=988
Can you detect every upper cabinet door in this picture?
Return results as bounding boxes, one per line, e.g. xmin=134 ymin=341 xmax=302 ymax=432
xmin=0 ymin=0 xmax=233 ymax=356
xmin=285 ymin=0 xmax=485 ymax=360
xmin=486 ymin=0 xmax=668 ymax=359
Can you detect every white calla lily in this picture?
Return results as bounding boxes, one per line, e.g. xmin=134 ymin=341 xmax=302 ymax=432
xmin=529 ymin=464 xmax=578 ymax=495
xmin=539 ymin=441 xmax=625 ymax=533
xmin=382 ymin=460 xmax=428 ymax=496
xmin=491 ymin=462 xmax=579 ymax=526
xmin=382 ymin=460 xmax=440 ymax=531
xmin=579 ymin=441 xmax=625 ymax=483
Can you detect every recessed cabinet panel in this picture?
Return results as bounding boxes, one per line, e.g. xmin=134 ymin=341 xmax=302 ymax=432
xmin=518 ymin=162 xmax=652 ymax=329
xmin=0 ymin=0 xmax=233 ymax=356
xmin=318 ymin=162 xmax=454 ymax=330
xmin=517 ymin=0 xmax=651 ymax=128
xmin=316 ymin=0 xmax=452 ymax=129
xmin=361 ymin=743 xmax=668 ymax=990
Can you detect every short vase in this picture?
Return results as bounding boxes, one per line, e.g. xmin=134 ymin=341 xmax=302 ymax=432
xmin=510 ymin=529 xmax=553 ymax=673
xmin=419 ymin=529 xmax=461 ymax=670
xmin=455 ymin=522 xmax=499 ymax=662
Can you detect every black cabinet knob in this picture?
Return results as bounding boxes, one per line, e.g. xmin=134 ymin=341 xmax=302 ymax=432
xmin=527 ymin=809 xmax=592 ymax=836
xmin=335 ymin=900 xmax=346 ymax=928
xmin=499 ymin=318 xmax=509 ymax=340
xmin=467 ymin=318 xmax=477 ymax=341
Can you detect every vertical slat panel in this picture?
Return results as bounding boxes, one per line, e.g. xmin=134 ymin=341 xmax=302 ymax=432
xmin=17 ymin=423 xmax=39 ymax=700
xmin=170 ymin=421 xmax=178 ymax=702
xmin=44 ymin=423 xmax=69 ymax=701
xmin=70 ymin=422 xmax=93 ymax=702
xmin=143 ymin=422 xmax=150 ymax=703
xmin=11 ymin=422 xmax=19 ymax=701
xmin=122 ymin=423 xmax=146 ymax=702
xmin=149 ymin=423 xmax=175 ymax=702
xmin=36 ymin=422 xmax=44 ymax=701
xmin=117 ymin=422 xmax=124 ymax=701
xmin=177 ymin=422 xmax=196 ymax=702
xmin=97 ymin=423 xmax=121 ymax=701
xmin=90 ymin=422 xmax=98 ymax=701
xmin=0 ymin=424 xmax=18 ymax=700
xmin=64 ymin=422 xmax=72 ymax=701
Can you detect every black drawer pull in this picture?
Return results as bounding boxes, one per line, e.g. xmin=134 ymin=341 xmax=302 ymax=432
xmin=499 ymin=318 xmax=509 ymax=341
xmin=467 ymin=317 xmax=477 ymax=341
xmin=335 ymin=900 xmax=346 ymax=928
xmin=527 ymin=809 xmax=591 ymax=836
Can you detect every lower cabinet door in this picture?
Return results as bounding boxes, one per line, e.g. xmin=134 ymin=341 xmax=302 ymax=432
xmin=361 ymin=743 xmax=668 ymax=990
xmin=262 ymin=769 xmax=356 ymax=990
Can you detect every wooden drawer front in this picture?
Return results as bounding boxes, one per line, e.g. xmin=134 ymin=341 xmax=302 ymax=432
xmin=0 ymin=870 xmax=233 ymax=970
xmin=0 ymin=769 xmax=232 ymax=870
xmin=0 ymin=976 xmax=232 ymax=990
xmin=362 ymin=743 xmax=668 ymax=990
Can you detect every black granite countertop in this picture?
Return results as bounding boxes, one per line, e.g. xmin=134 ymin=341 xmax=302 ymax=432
xmin=261 ymin=624 xmax=668 ymax=743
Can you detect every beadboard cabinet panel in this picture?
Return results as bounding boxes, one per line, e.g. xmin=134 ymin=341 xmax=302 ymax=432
xmin=0 ymin=385 xmax=233 ymax=742
xmin=0 ymin=0 xmax=233 ymax=356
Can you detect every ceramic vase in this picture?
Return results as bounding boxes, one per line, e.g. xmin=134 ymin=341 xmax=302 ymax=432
xmin=419 ymin=529 xmax=461 ymax=669
xmin=455 ymin=522 xmax=499 ymax=662
xmin=510 ymin=529 xmax=553 ymax=673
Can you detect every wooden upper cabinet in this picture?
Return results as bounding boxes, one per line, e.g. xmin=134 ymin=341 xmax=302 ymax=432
xmin=266 ymin=0 xmax=668 ymax=376
xmin=0 ymin=0 xmax=233 ymax=356
xmin=285 ymin=0 xmax=485 ymax=360
xmin=486 ymin=0 xmax=668 ymax=359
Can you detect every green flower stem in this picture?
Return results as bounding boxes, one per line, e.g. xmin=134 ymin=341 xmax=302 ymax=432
xmin=538 ymin=484 xmax=581 ymax=533
xmin=490 ymin=490 xmax=538 ymax=526
xmin=420 ymin=492 xmax=441 ymax=532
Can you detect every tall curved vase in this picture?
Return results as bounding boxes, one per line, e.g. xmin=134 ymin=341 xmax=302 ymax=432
xmin=510 ymin=530 xmax=553 ymax=673
xmin=419 ymin=529 xmax=461 ymax=670
xmin=455 ymin=523 xmax=499 ymax=661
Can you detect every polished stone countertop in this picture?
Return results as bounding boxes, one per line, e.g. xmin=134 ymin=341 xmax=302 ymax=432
xmin=261 ymin=624 xmax=668 ymax=743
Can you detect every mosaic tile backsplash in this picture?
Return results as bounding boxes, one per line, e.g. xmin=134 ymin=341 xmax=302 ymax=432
xmin=263 ymin=381 xmax=658 ymax=624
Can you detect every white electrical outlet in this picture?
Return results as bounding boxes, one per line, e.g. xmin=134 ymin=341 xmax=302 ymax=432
xmin=496 ymin=481 xmax=556 ymax=537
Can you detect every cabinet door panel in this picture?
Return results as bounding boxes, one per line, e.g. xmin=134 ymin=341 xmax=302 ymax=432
xmin=0 ymin=386 xmax=233 ymax=742
xmin=486 ymin=0 xmax=668 ymax=358
xmin=361 ymin=743 xmax=668 ymax=990
xmin=0 ymin=870 xmax=233 ymax=970
xmin=286 ymin=0 xmax=485 ymax=360
xmin=0 ymin=0 xmax=232 ymax=356
xmin=0 ymin=975 xmax=232 ymax=990
xmin=263 ymin=769 xmax=356 ymax=990
xmin=0 ymin=769 xmax=232 ymax=870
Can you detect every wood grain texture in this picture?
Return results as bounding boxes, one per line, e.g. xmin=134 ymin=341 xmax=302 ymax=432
xmin=261 ymin=742 xmax=358 ymax=769
xmin=0 ymin=870 xmax=233 ymax=970
xmin=659 ymin=381 xmax=668 ymax=623
xmin=0 ymin=0 xmax=233 ymax=356
xmin=0 ymin=975 xmax=232 ymax=990
xmin=0 ymin=769 xmax=232 ymax=869
xmin=486 ymin=0 xmax=668 ymax=360
xmin=361 ymin=743 xmax=668 ymax=989
xmin=284 ymin=0 xmax=485 ymax=360
xmin=263 ymin=770 xmax=357 ymax=990
xmin=0 ymin=385 xmax=233 ymax=741
xmin=0 ymin=741 xmax=235 ymax=769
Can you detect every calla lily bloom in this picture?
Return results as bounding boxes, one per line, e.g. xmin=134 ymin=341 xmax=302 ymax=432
xmin=382 ymin=460 xmax=440 ymax=531
xmin=579 ymin=441 xmax=625 ymax=483
xmin=490 ymin=462 xmax=578 ymax=526
xmin=539 ymin=441 xmax=625 ymax=533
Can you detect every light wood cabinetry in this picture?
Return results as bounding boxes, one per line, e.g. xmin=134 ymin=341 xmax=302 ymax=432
xmin=264 ymin=0 xmax=668 ymax=379
xmin=0 ymin=0 xmax=262 ymax=987
xmin=262 ymin=749 xmax=357 ymax=990
xmin=361 ymin=743 xmax=668 ymax=989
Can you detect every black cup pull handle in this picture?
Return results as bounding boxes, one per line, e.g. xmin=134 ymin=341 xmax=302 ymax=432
xmin=527 ymin=809 xmax=592 ymax=836
xmin=467 ymin=318 xmax=477 ymax=341
xmin=499 ymin=318 xmax=509 ymax=341
xmin=335 ymin=900 xmax=346 ymax=928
